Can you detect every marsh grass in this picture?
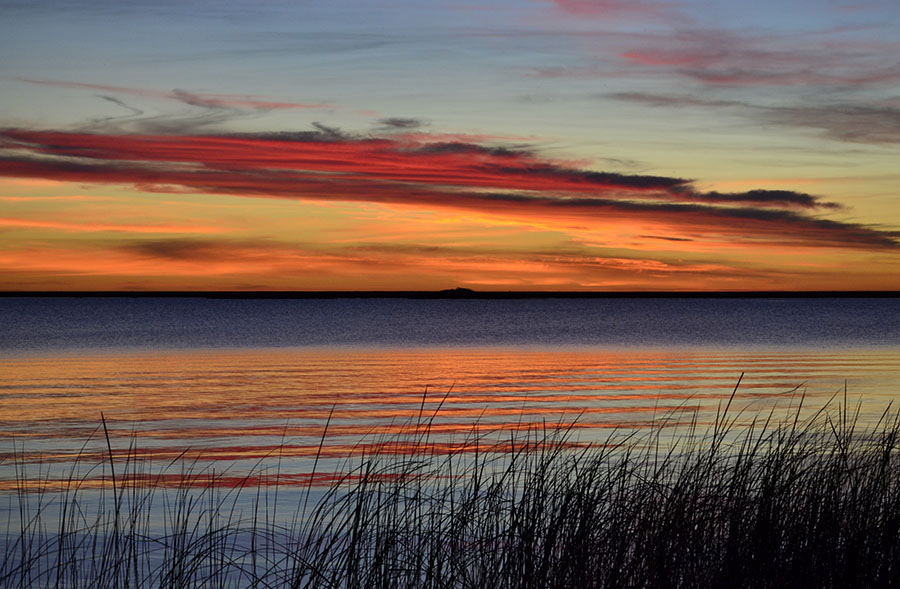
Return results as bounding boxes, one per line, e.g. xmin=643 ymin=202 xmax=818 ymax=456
xmin=4 ymin=381 xmax=900 ymax=588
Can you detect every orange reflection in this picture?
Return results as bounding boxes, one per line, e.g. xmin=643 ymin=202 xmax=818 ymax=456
xmin=3 ymin=347 xmax=899 ymax=492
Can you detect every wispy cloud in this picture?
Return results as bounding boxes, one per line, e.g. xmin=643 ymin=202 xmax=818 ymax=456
xmin=766 ymin=103 xmax=900 ymax=144
xmin=18 ymin=78 xmax=331 ymax=111
xmin=0 ymin=217 xmax=224 ymax=234
xmin=120 ymin=238 xmax=276 ymax=261
xmin=378 ymin=117 xmax=426 ymax=130
xmin=639 ymin=235 xmax=694 ymax=242
xmin=613 ymin=91 xmax=900 ymax=144
xmin=543 ymin=0 xmax=672 ymax=18
xmin=15 ymin=78 xmax=333 ymax=134
xmin=618 ymin=29 xmax=900 ymax=88
xmin=0 ymin=236 xmax=789 ymax=291
xmin=0 ymin=126 xmax=896 ymax=251
xmin=516 ymin=16 xmax=900 ymax=91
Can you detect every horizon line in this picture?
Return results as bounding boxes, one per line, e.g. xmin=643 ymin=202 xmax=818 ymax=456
xmin=2 ymin=290 xmax=899 ymax=299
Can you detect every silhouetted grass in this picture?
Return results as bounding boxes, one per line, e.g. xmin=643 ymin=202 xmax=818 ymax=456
xmin=4 ymin=381 xmax=900 ymax=587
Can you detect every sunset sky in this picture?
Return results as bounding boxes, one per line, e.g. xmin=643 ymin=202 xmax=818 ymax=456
xmin=1 ymin=0 xmax=899 ymax=291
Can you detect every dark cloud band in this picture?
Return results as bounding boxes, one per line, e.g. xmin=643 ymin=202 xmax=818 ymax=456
xmin=0 ymin=127 xmax=895 ymax=250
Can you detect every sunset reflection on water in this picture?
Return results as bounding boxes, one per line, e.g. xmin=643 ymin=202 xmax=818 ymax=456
xmin=3 ymin=347 xmax=899 ymax=490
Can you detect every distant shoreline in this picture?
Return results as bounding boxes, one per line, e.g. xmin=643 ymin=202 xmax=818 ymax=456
xmin=1 ymin=290 xmax=899 ymax=299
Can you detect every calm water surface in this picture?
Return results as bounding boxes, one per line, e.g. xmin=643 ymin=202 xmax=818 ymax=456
xmin=2 ymin=296 xmax=899 ymax=493
xmin=3 ymin=296 xmax=900 ymax=351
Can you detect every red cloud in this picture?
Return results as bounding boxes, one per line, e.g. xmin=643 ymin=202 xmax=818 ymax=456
xmin=546 ymin=0 xmax=669 ymax=17
xmin=0 ymin=128 xmax=895 ymax=251
xmin=619 ymin=32 xmax=900 ymax=87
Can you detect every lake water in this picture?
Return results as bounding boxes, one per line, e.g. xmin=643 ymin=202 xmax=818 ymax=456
xmin=2 ymin=296 xmax=900 ymax=495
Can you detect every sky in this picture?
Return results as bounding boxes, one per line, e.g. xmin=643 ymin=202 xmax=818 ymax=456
xmin=1 ymin=0 xmax=899 ymax=291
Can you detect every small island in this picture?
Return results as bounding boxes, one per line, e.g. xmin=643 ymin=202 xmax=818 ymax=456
xmin=438 ymin=287 xmax=477 ymax=296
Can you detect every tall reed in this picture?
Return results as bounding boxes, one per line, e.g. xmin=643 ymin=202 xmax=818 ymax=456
xmin=3 ymin=383 xmax=900 ymax=587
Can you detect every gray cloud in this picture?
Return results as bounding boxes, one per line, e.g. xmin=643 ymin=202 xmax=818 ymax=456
xmin=488 ymin=163 xmax=689 ymax=190
xmin=16 ymin=78 xmax=332 ymax=135
xmin=639 ymin=235 xmax=694 ymax=242
xmin=611 ymin=92 xmax=745 ymax=109
xmin=697 ymin=189 xmax=842 ymax=210
xmin=410 ymin=142 xmax=534 ymax=158
xmin=310 ymin=122 xmax=347 ymax=139
xmin=97 ymin=95 xmax=144 ymax=117
xmin=767 ymin=103 xmax=900 ymax=145
xmin=122 ymin=239 xmax=229 ymax=261
xmin=613 ymin=91 xmax=900 ymax=145
xmin=378 ymin=117 xmax=426 ymax=130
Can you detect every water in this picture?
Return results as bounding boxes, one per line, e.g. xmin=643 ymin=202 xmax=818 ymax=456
xmin=2 ymin=296 xmax=899 ymax=352
xmin=2 ymin=296 xmax=899 ymax=494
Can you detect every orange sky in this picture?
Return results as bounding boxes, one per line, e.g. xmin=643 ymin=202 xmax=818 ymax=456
xmin=2 ymin=0 xmax=899 ymax=291
xmin=1 ymin=128 xmax=898 ymax=291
